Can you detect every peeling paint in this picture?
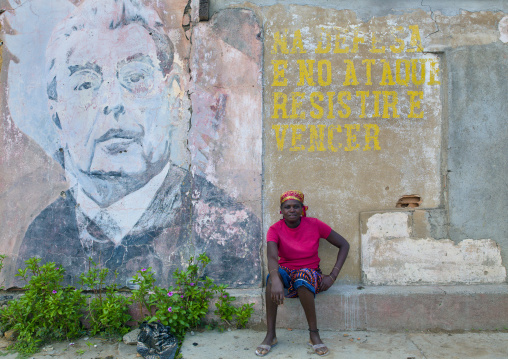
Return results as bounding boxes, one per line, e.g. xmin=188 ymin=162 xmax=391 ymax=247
xmin=362 ymin=212 xmax=506 ymax=285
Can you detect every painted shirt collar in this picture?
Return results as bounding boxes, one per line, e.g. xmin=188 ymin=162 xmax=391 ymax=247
xmin=76 ymin=162 xmax=171 ymax=245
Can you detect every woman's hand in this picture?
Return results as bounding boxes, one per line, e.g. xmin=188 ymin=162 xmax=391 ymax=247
xmin=267 ymin=242 xmax=284 ymax=305
xmin=319 ymin=275 xmax=335 ymax=292
xmin=270 ymin=276 xmax=285 ymax=305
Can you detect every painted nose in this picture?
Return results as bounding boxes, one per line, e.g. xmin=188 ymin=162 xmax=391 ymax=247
xmin=103 ymin=104 xmax=125 ymax=121
xmin=101 ymin=78 xmax=125 ymax=121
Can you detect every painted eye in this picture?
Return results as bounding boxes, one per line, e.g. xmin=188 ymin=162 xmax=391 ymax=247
xmin=76 ymin=82 xmax=92 ymax=90
xmin=71 ymin=70 xmax=102 ymax=91
xmin=118 ymin=62 xmax=154 ymax=96
xmin=70 ymin=69 xmax=102 ymax=91
xmin=129 ymin=73 xmax=144 ymax=83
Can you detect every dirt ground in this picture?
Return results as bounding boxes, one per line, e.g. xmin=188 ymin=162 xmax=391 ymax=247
xmin=0 ymin=334 xmax=140 ymax=359
xmin=2 ymin=328 xmax=508 ymax=358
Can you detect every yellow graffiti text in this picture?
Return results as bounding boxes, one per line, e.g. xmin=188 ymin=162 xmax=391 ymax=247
xmin=271 ymin=58 xmax=440 ymax=87
xmin=272 ymin=124 xmax=381 ymax=152
xmin=271 ymin=90 xmax=424 ymax=119
xmin=272 ymin=25 xmax=424 ymax=54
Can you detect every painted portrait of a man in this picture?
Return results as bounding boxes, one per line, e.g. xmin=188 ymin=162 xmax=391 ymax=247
xmin=0 ymin=0 xmax=262 ymax=288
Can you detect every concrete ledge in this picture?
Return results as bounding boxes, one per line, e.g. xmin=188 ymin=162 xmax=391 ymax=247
xmin=252 ymin=284 xmax=508 ymax=331
xmin=4 ymin=285 xmax=507 ymax=331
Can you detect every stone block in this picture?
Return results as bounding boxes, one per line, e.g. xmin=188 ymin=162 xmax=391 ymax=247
xmin=4 ymin=329 xmax=17 ymax=341
xmin=123 ymin=328 xmax=140 ymax=345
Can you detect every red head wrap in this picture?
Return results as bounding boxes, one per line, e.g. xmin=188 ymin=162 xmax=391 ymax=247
xmin=280 ymin=190 xmax=308 ymax=217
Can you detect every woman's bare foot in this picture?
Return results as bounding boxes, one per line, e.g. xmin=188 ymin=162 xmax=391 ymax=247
xmin=309 ymin=329 xmax=329 ymax=356
xmin=255 ymin=333 xmax=278 ymax=356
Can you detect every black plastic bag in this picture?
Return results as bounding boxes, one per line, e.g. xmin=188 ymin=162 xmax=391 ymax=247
xmin=137 ymin=321 xmax=178 ymax=359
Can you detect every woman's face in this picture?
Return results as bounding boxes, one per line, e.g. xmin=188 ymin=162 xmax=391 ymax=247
xmin=281 ymin=199 xmax=303 ymax=223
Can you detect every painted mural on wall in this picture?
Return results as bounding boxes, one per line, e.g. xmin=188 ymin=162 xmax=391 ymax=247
xmin=0 ymin=0 xmax=262 ymax=288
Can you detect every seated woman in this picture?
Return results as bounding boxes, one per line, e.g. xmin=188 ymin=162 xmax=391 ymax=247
xmin=255 ymin=190 xmax=349 ymax=357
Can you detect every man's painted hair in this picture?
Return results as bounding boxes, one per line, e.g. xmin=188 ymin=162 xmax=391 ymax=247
xmin=46 ymin=0 xmax=175 ymax=106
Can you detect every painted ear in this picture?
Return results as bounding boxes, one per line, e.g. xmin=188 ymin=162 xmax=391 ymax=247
xmin=167 ymin=72 xmax=182 ymax=95
xmin=164 ymin=63 xmax=185 ymax=107
xmin=52 ymin=113 xmax=62 ymax=130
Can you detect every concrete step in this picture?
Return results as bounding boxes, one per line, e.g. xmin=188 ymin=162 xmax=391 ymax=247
xmin=229 ymin=284 xmax=508 ymax=331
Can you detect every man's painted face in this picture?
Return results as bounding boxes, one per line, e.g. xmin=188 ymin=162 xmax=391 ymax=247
xmin=53 ymin=23 xmax=177 ymax=188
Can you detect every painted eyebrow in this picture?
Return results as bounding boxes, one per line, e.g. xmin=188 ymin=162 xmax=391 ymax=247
xmin=68 ymin=62 xmax=102 ymax=76
xmin=117 ymin=53 xmax=155 ymax=69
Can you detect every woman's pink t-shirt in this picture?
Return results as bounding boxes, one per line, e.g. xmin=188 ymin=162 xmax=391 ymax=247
xmin=266 ymin=217 xmax=332 ymax=270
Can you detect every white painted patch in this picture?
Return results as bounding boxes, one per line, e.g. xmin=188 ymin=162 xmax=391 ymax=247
xmin=362 ymin=212 xmax=506 ymax=285
xmin=499 ymin=16 xmax=508 ymax=43
xmin=362 ymin=212 xmax=411 ymax=238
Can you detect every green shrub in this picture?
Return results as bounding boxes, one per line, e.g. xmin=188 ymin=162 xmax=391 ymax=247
xmin=0 ymin=258 xmax=85 ymax=355
xmin=214 ymin=288 xmax=255 ymax=329
xmin=0 ymin=253 xmax=255 ymax=355
xmin=79 ymin=258 xmax=131 ymax=336
xmin=131 ymin=253 xmax=255 ymax=340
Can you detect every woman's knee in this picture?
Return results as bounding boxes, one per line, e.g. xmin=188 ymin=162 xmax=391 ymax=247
xmin=296 ymin=286 xmax=314 ymax=296
xmin=295 ymin=281 xmax=316 ymax=295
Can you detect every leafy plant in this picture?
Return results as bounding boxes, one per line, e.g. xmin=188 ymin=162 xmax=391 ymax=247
xmin=171 ymin=253 xmax=216 ymax=329
xmin=0 ymin=258 xmax=85 ymax=355
xmin=138 ymin=254 xmax=217 ymax=340
xmin=79 ymin=258 xmax=131 ymax=336
xmin=214 ymin=288 xmax=255 ymax=329
xmin=131 ymin=253 xmax=255 ymax=341
xmin=0 ymin=253 xmax=255 ymax=356
xmin=130 ymin=266 xmax=157 ymax=318
xmin=235 ymin=303 xmax=255 ymax=329
xmin=214 ymin=289 xmax=237 ymax=326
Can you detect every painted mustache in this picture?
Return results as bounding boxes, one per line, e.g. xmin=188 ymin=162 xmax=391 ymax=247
xmin=85 ymin=128 xmax=144 ymax=176
xmin=95 ymin=128 xmax=143 ymax=144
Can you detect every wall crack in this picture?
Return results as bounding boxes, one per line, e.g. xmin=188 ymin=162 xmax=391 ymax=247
xmin=406 ymin=333 xmax=429 ymax=359
xmin=421 ymin=0 xmax=440 ymax=38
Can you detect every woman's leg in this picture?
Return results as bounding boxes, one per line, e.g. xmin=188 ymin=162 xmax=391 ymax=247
xmin=256 ymin=277 xmax=279 ymax=355
xmin=297 ymin=286 xmax=328 ymax=355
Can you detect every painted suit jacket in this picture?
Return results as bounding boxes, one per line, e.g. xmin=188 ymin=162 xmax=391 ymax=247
xmin=16 ymin=166 xmax=261 ymax=288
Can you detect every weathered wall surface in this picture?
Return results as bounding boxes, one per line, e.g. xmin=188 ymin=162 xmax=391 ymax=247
xmin=0 ymin=0 xmax=507 ymax=293
xmin=0 ymin=0 xmax=262 ymax=288
xmin=446 ymin=42 xmax=508 ymax=270
xmin=243 ymin=1 xmax=506 ymax=285
xmin=262 ymin=6 xmax=443 ymax=283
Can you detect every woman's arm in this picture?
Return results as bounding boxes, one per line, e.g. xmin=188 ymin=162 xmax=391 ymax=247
xmin=267 ymin=241 xmax=284 ymax=305
xmin=320 ymin=230 xmax=350 ymax=291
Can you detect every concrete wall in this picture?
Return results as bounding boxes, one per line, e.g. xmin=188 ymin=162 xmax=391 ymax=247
xmin=0 ymin=0 xmax=507 ymax=293
xmin=252 ymin=1 xmax=507 ymax=285
xmin=446 ymin=42 xmax=508 ymax=270
xmin=261 ymin=5 xmax=443 ymax=283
